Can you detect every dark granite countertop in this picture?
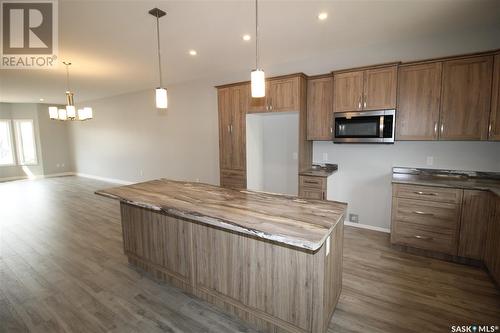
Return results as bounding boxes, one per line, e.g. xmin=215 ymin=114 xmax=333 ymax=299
xmin=299 ymin=164 xmax=338 ymax=178
xmin=392 ymin=167 xmax=500 ymax=197
xmin=96 ymin=179 xmax=347 ymax=251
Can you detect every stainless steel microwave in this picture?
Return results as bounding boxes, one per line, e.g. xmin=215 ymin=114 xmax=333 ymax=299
xmin=333 ymin=109 xmax=395 ymax=143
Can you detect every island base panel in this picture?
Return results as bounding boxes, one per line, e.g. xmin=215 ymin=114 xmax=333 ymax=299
xmin=120 ymin=203 xmax=343 ymax=333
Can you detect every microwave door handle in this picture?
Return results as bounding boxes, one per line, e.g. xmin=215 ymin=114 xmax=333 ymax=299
xmin=379 ymin=116 xmax=384 ymax=138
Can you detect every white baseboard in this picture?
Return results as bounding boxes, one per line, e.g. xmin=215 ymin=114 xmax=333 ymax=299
xmin=0 ymin=172 xmax=75 ymax=183
xmin=75 ymin=172 xmax=133 ymax=185
xmin=0 ymin=175 xmax=28 ymax=182
xmin=344 ymin=221 xmax=390 ymax=233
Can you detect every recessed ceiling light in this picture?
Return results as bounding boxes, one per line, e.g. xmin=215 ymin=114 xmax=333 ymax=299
xmin=318 ymin=12 xmax=328 ymax=21
xmin=189 ymin=50 xmax=197 ymax=56
xmin=39 ymin=98 xmax=44 ymax=102
xmin=242 ymin=34 xmax=251 ymax=41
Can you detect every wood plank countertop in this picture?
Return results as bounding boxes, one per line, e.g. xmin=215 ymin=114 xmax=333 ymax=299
xmin=95 ymin=179 xmax=347 ymax=251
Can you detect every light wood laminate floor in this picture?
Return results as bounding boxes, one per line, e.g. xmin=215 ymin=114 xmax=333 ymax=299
xmin=1 ymin=176 xmax=499 ymax=333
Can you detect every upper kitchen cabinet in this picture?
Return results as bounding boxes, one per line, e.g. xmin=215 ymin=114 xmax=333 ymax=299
xmin=396 ymin=62 xmax=442 ymax=140
xmin=439 ymin=56 xmax=493 ymax=140
xmin=333 ymin=71 xmax=364 ymax=112
xmin=307 ymin=75 xmax=334 ymax=140
xmin=489 ymin=53 xmax=500 ymax=141
xmin=363 ymin=65 xmax=398 ymax=110
xmin=333 ymin=64 xmax=398 ymax=112
xmin=248 ymin=74 xmax=305 ymax=113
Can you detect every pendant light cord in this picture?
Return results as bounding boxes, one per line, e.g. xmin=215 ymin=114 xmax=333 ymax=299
xmin=156 ymin=13 xmax=163 ymax=87
xmin=64 ymin=62 xmax=70 ymax=92
xmin=255 ymin=0 xmax=259 ymax=69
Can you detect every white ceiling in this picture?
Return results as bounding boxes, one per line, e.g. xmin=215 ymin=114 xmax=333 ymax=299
xmin=1 ymin=0 xmax=500 ymax=104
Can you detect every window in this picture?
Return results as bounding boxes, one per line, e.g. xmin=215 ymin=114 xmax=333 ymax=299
xmin=0 ymin=120 xmax=15 ymax=165
xmin=13 ymin=119 xmax=38 ymax=165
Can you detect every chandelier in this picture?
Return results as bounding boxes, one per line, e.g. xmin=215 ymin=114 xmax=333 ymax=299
xmin=48 ymin=62 xmax=93 ymax=121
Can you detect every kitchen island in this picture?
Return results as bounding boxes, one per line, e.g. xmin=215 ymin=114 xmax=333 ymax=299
xmin=96 ymin=179 xmax=346 ymax=333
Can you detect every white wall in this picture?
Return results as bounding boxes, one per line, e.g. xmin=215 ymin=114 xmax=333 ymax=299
xmin=246 ymin=112 xmax=299 ymax=195
xmin=314 ymin=141 xmax=500 ymax=229
xmin=0 ymin=102 xmax=72 ymax=180
xmin=68 ymin=81 xmax=219 ymax=184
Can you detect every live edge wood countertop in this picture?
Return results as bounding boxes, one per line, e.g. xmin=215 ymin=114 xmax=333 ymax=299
xmin=96 ymin=179 xmax=346 ymax=251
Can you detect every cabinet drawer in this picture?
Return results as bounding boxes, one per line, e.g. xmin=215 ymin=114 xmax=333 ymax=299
xmin=393 ymin=184 xmax=463 ymax=204
xmin=299 ymin=176 xmax=326 ymax=190
xmin=299 ymin=188 xmax=325 ymax=200
xmin=392 ymin=220 xmax=457 ymax=255
xmin=392 ymin=197 xmax=460 ymax=230
xmin=220 ymin=169 xmax=246 ymax=189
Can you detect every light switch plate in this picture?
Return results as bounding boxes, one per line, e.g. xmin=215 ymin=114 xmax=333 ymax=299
xmin=322 ymin=152 xmax=328 ymax=162
xmin=426 ymin=156 xmax=434 ymax=166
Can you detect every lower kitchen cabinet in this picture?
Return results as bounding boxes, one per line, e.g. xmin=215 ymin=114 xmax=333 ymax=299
xmin=391 ymin=184 xmax=461 ymax=256
xmin=392 ymin=184 xmax=499 ymax=276
xmin=458 ymin=190 xmax=493 ymax=260
xmin=485 ymin=196 xmax=500 ymax=285
xmin=299 ymin=176 xmax=327 ymax=200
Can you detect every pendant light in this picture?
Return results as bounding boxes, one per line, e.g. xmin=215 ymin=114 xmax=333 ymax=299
xmin=149 ymin=8 xmax=168 ymax=109
xmin=48 ymin=62 xmax=93 ymax=121
xmin=251 ymin=0 xmax=265 ymax=98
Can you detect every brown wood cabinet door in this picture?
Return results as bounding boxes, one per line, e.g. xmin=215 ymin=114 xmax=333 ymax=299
xmin=218 ymin=88 xmax=233 ymax=170
xmin=489 ymin=54 xmax=500 ymax=140
xmin=307 ymin=76 xmax=334 ymax=140
xmin=458 ymin=190 xmax=492 ymax=260
xmin=230 ymin=85 xmax=247 ymax=171
xmin=484 ymin=196 xmax=500 ymax=285
xmin=396 ymin=62 xmax=442 ymax=140
xmin=439 ymin=56 xmax=493 ymax=140
xmin=363 ymin=65 xmax=398 ymax=111
xmin=268 ymin=77 xmax=299 ymax=112
xmin=333 ymin=71 xmax=364 ymax=112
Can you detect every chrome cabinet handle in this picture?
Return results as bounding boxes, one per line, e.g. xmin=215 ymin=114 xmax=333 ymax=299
xmin=330 ymin=127 xmax=333 ymax=134
xmin=227 ymin=125 xmax=231 ymax=133
xmin=358 ymin=96 xmax=362 ymax=109
xmin=363 ymin=94 xmax=367 ymax=108
xmin=230 ymin=124 xmax=233 ymax=133
xmin=489 ymin=123 xmax=492 ymax=137
xmin=414 ymin=191 xmax=437 ymax=196
xmin=434 ymin=122 xmax=438 ymax=135
xmin=415 ymin=235 xmax=433 ymax=241
xmin=413 ymin=210 xmax=434 ymax=216
xmin=440 ymin=123 xmax=444 ymax=134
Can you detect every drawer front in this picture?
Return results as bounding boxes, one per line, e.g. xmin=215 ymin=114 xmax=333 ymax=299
xmin=299 ymin=176 xmax=326 ymax=190
xmin=221 ymin=169 xmax=246 ymax=189
xmin=299 ymin=188 xmax=325 ymax=200
xmin=392 ymin=220 xmax=458 ymax=255
xmin=393 ymin=183 xmax=463 ymax=204
xmin=392 ymin=197 xmax=460 ymax=230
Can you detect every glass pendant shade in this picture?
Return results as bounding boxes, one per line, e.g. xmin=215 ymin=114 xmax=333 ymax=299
xmin=251 ymin=69 xmax=266 ymax=98
xmin=156 ymin=88 xmax=168 ymax=109
xmin=78 ymin=107 xmax=93 ymax=120
xmin=58 ymin=109 xmax=67 ymax=121
xmin=48 ymin=106 xmax=58 ymax=119
xmin=66 ymin=105 xmax=76 ymax=119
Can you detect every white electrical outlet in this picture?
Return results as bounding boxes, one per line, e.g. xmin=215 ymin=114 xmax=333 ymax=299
xmin=426 ymin=156 xmax=434 ymax=166
xmin=139 ymin=169 xmax=144 ymax=176
xmin=322 ymin=152 xmax=328 ymax=162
